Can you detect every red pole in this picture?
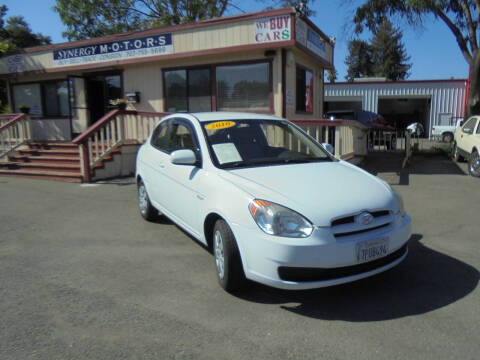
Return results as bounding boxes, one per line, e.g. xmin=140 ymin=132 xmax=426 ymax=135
xmin=465 ymin=65 xmax=472 ymax=117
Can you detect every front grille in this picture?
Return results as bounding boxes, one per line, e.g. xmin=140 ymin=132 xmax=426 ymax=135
xmin=331 ymin=210 xmax=392 ymax=238
xmin=278 ymin=244 xmax=408 ymax=282
xmin=331 ymin=210 xmax=390 ymax=227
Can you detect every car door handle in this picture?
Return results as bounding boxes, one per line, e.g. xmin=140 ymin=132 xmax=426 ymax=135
xmin=159 ymin=163 xmax=165 ymax=169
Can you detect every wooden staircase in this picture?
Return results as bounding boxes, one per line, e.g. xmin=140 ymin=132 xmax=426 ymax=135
xmin=0 ymin=142 xmax=121 ymax=183
xmin=0 ymin=142 xmax=83 ymax=182
xmin=1 ymin=110 xmax=165 ymax=183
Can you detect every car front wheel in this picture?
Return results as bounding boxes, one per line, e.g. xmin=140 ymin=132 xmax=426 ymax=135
xmin=453 ymin=143 xmax=463 ymax=162
xmin=469 ymin=150 xmax=480 ymax=177
xmin=137 ymin=179 xmax=158 ymax=221
xmin=213 ymin=219 xmax=245 ymax=292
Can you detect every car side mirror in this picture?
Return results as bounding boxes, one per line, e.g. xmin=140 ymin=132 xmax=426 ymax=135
xmin=171 ymin=149 xmax=198 ymax=166
xmin=322 ymin=143 xmax=334 ymax=154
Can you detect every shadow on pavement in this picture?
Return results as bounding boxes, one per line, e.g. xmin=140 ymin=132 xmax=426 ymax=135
xmin=360 ymin=152 xmax=466 ymax=186
xmin=237 ymin=234 xmax=479 ymax=322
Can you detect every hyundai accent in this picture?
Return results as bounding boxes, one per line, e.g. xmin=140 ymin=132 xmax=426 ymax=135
xmin=136 ymin=112 xmax=411 ymax=292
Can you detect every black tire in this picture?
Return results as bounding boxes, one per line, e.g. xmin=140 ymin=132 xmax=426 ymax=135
xmin=212 ymin=219 xmax=245 ymax=292
xmin=442 ymin=133 xmax=454 ymax=143
xmin=468 ymin=150 xmax=480 ymax=177
xmin=453 ymin=143 xmax=463 ymax=162
xmin=137 ymin=179 xmax=158 ymax=221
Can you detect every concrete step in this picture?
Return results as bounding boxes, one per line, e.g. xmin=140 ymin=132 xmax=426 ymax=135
xmin=19 ymin=149 xmax=80 ymax=157
xmin=0 ymin=168 xmax=82 ymax=183
xmin=27 ymin=142 xmax=78 ymax=150
xmin=10 ymin=155 xmax=80 ymax=163
xmin=0 ymin=161 xmax=81 ymax=174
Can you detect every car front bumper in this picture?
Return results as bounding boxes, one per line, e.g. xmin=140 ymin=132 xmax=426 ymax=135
xmin=232 ymin=214 xmax=412 ymax=290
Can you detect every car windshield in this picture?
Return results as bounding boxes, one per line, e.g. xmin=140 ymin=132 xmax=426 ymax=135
xmin=202 ymin=119 xmax=332 ymax=169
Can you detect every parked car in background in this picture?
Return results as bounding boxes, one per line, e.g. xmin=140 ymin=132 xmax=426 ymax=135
xmin=406 ymin=122 xmax=424 ymax=137
xmin=431 ymin=115 xmax=463 ymax=142
xmin=453 ymin=116 xmax=480 ymax=177
xmin=136 ymin=112 xmax=412 ymax=292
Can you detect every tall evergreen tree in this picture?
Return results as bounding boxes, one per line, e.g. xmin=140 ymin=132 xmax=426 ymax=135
xmin=344 ymin=20 xmax=410 ymax=81
xmin=345 ymin=39 xmax=374 ymax=81
xmin=349 ymin=0 xmax=480 ymax=116
xmin=370 ymin=19 xmax=411 ymax=80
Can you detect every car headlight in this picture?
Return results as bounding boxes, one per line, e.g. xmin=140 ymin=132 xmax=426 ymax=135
xmin=392 ymin=188 xmax=406 ymax=217
xmin=248 ymin=199 xmax=313 ymax=238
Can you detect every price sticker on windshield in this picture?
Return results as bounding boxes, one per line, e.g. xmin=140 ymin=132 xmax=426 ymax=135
xmin=205 ymin=121 xmax=236 ymax=130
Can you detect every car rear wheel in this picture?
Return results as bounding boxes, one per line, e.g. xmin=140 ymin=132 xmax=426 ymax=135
xmin=213 ymin=219 xmax=245 ymax=292
xmin=442 ymin=133 xmax=454 ymax=143
xmin=137 ymin=179 xmax=158 ymax=221
xmin=468 ymin=150 xmax=480 ymax=177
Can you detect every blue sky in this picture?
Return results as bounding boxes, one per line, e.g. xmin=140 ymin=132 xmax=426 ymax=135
xmin=3 ymin=0 xmax=469 ymax=81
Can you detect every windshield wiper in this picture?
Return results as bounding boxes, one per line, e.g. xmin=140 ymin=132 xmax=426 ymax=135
xmin=223 ymin=160 xmax=285 ymax=168
xmin=223 ymin=157 xmax=330 ymax=168
xmin=280 ymin=157 xmax=331 ymax=164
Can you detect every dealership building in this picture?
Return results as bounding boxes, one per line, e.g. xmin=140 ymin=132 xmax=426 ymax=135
xmin=1 ymin=8 xmax=334 ymax=140
xmin=2 ymin=8 xmax=373 ymax=182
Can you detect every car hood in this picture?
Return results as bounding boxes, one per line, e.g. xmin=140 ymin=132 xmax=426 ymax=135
xmin=219 ymin=161 xmax=395 ymax=227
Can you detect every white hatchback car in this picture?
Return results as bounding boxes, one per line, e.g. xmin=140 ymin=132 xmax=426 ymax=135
xmin=136 ymin=112 xmax=411 ymax=292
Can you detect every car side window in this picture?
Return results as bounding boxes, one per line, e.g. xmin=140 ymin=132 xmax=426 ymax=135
xmin=150 ymin=121 xmax=170 ymax=151
xmin=168 ymin=123 xmax=197 ymax=153
xmin=462 ymin=118 xmax=477 ymax=134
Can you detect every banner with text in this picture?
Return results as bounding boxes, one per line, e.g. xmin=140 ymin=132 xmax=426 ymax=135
xmin=306 ymin=29 xmax=326 ymax=60
xmin=53 ymin=34 xmax=173 ymax=67
xmin=255 ymin=15 xmax=291 ymax=43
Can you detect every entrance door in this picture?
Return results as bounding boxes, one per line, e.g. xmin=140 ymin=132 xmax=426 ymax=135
xmin=85 ymin=73 xmax=122 ymax=125
xmin=68 ymin=76 xmax=88 ymax=137
xmin=87 ymin=79 xmax=105 ymax=125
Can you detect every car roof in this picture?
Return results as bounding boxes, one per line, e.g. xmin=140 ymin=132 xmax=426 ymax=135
xmin=187 ymin=112 xmax=284 ymax=122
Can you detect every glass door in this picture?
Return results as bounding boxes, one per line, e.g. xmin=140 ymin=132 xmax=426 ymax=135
xmin=68 ymin=76 xmax=88 ymax=137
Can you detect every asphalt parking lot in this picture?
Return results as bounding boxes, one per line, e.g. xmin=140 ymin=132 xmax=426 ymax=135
xmin=1 ymin=153 xmax=479 ymax=360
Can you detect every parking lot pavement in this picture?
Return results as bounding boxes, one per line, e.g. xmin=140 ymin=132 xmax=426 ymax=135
xmin=0 ymin=155 xmax=479 ymax=360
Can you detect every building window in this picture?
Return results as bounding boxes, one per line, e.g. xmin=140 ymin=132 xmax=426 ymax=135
xmin=216 ymin=62 xmax=270 ymax=112
xmin=13 ymin=83 xmax=43 ymax=116
xmin=163 ymin=61 xmax=271 ymax=113
xmin=164 ymin=68 xmax=211 ymax=112
xmin=296 ymin=66 xmax=314 ymax=113
xmin=44 ymin=81 xmax=69 ymax=116
xmin=12 ymin=80 xmax=69 ymax=117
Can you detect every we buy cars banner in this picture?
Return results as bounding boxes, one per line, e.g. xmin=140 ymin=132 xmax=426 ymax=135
xmin=255 ymin=15 xmax=291 ymax=43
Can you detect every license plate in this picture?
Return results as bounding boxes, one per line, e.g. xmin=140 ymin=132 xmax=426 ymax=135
xmin=356 ymin=238 xmax=389 ymax=263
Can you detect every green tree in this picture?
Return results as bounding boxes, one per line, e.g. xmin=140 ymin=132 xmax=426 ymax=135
xmin=54 ymin=0 xmax=230 ymax=41
xmin=345 ymin=39 xmax=374 ymax=81
xmin=0 ymin=5 xmax=51 ymax=54
xmin=0 ymin=5 xmax=51 ymax=111
xmin=370 ymin=19 xmax=411 ymax=80
xmin=345 ymin=20 xmax=410 ymax=81
xmin=266 ymin=1 xmax=316 ymax=17
xmin=349 ymin=0 xmax=480 ymax=116
xmin=326 ymin=68 xmax=338 ymax=83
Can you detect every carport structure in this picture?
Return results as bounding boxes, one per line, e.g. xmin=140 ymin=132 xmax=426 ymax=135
xmin=325 ymin=79 xmax=467 ymax=138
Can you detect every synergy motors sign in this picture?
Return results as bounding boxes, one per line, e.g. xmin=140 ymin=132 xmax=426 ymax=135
xmin=53 ymin=34 xmax=173 ymax=67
